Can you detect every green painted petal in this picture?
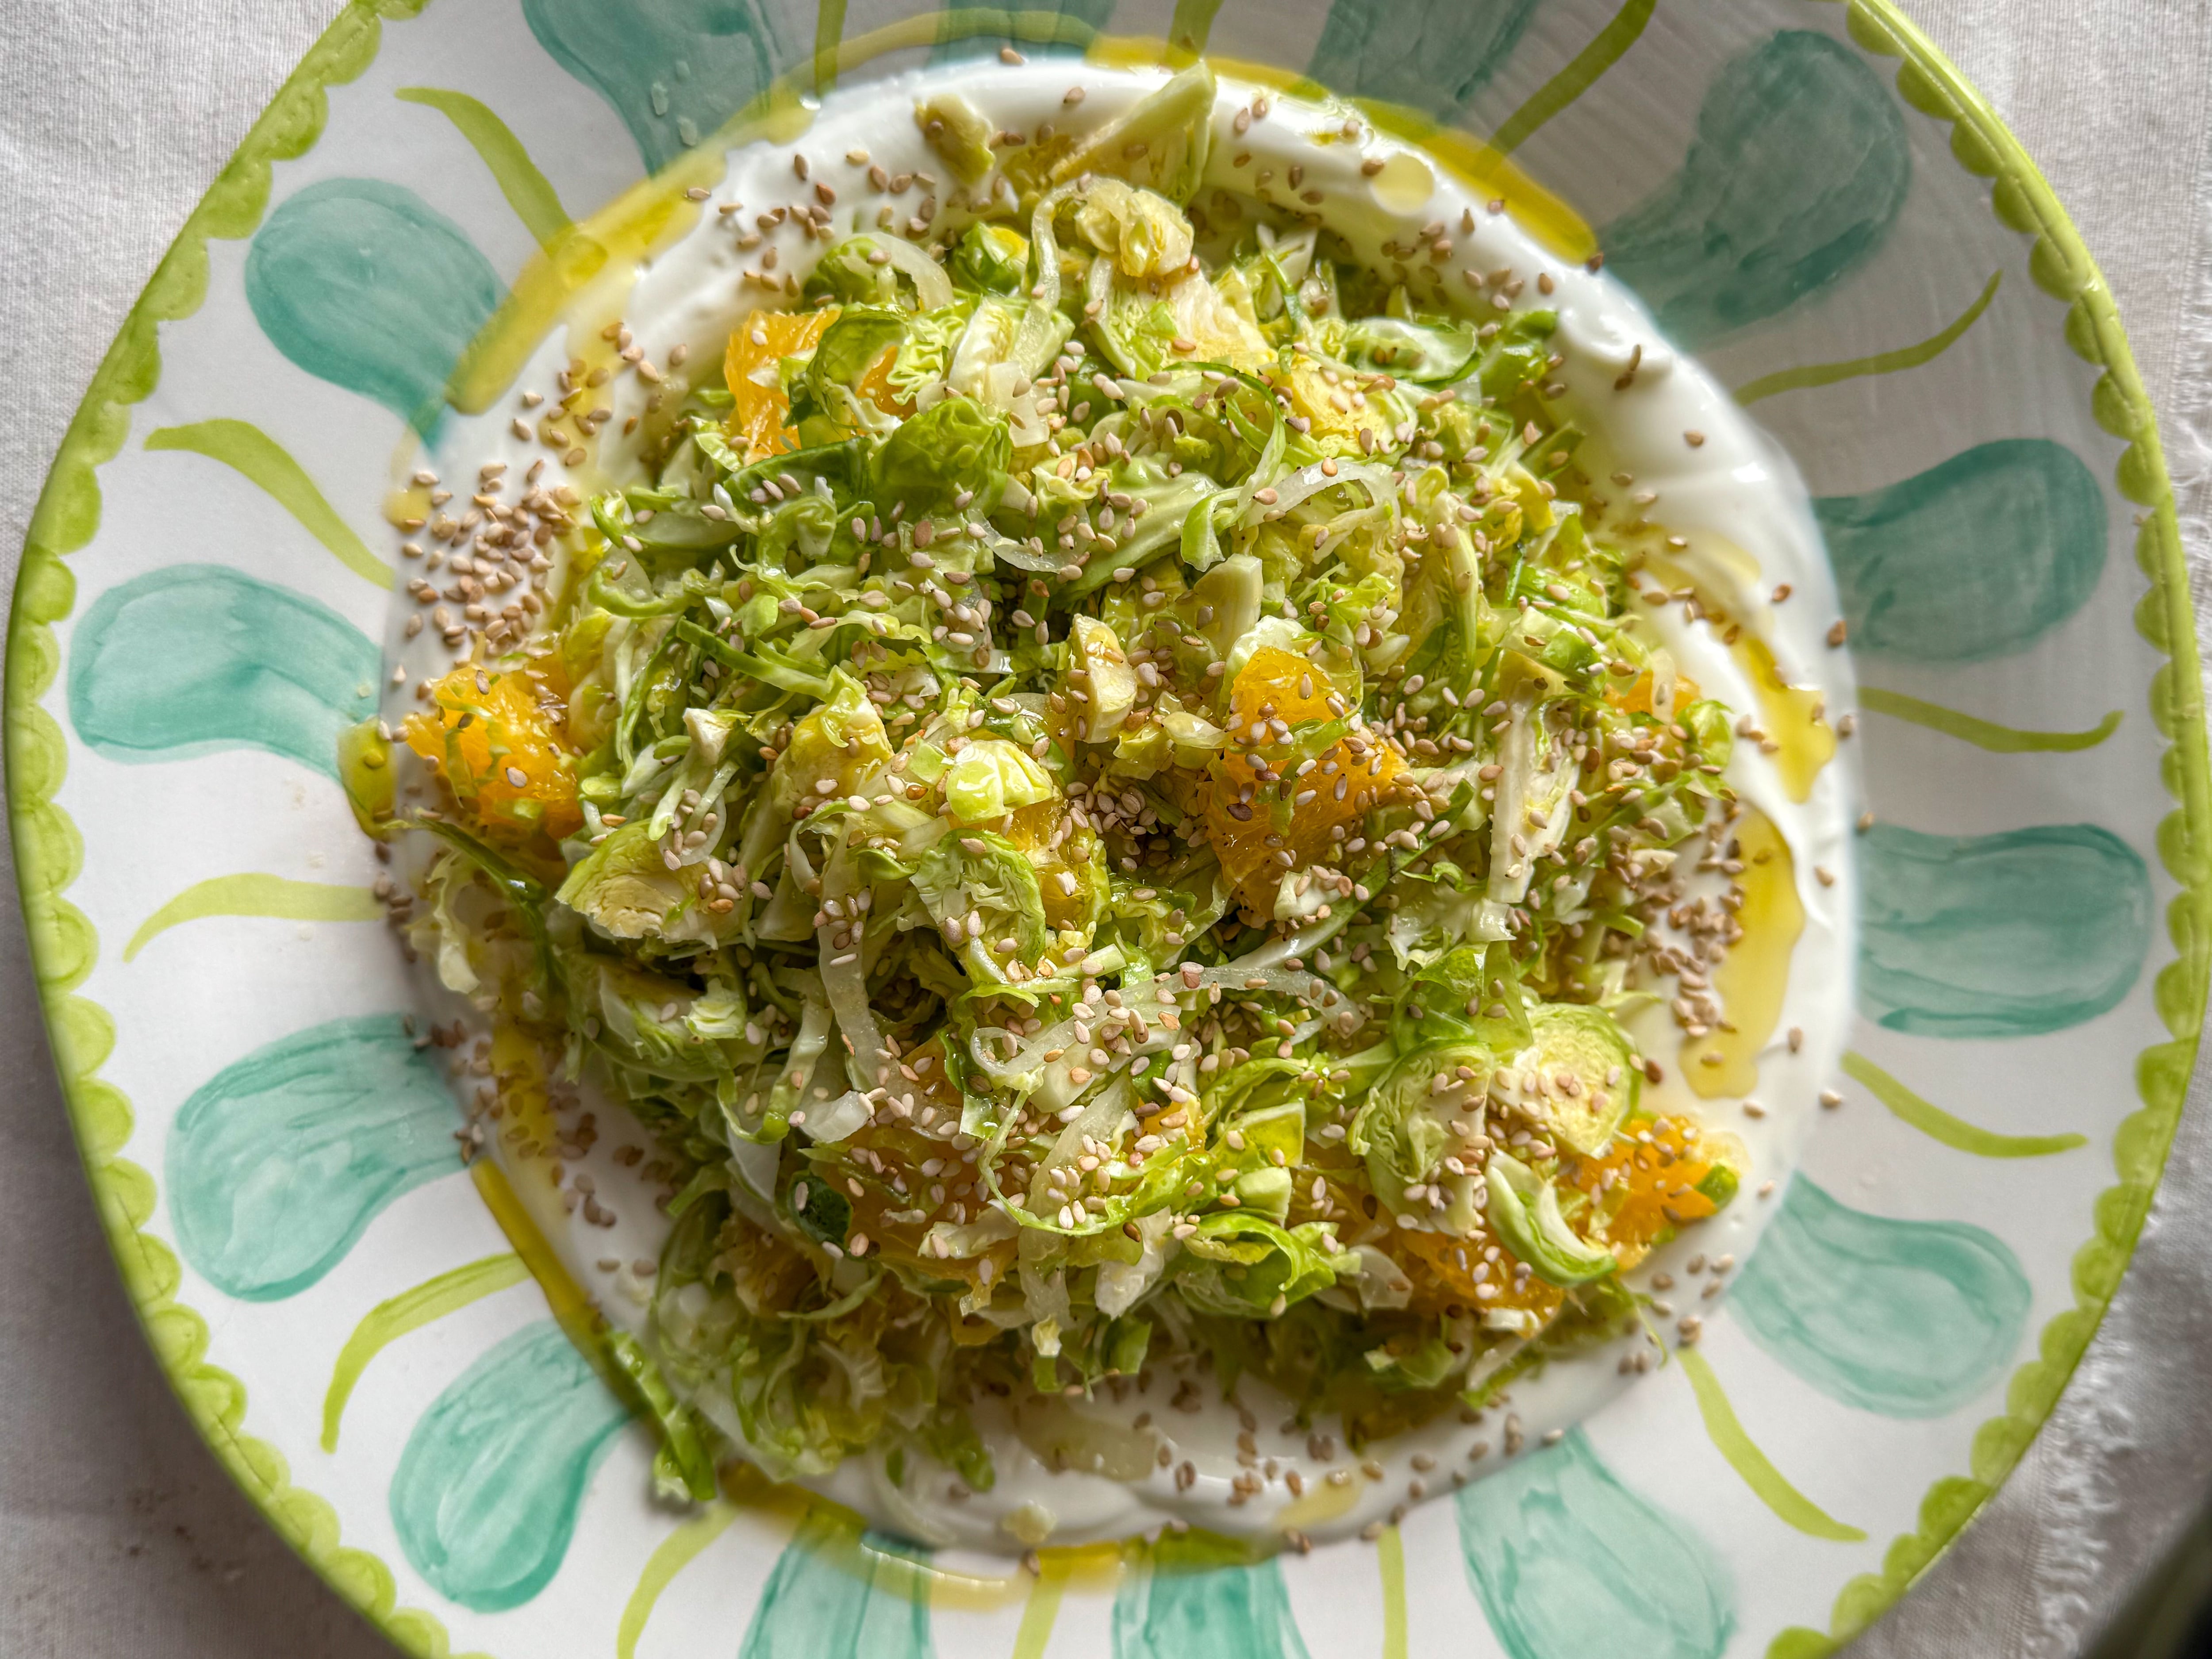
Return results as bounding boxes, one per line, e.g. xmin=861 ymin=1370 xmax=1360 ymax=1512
xmin=144 ymin=419 xmax=394 ymax=588
xmin=810 ymin=0 xmax=850 ymax=95
xmin=521 ymin=0 xmax=803 ymax=171
xmin=1307 ymin=0 xmax=1542 ymax=119
xmin=126 ymin=874 xmax=384 ymax=963
xmin=396 ymin=88 xmax=573 ymax=249
xmin=1677 ymin=1350 xmax=1866 ymax=1541
xmin=1011 ymin=1551 xmax=1075 ymax=1659
xmin=391 ymin=1320 xmax=630 ymax=1612
xmin=1490 ymin=0 xmax=1658 ymax=156
xmin=738 ymin=1509 xmax=937 ymax=1659
xmin=1858 ymin=822 xmax=2151 ymax=1037
xmin=1730 ymin=1177 xmax=2030 ymax=1417
xmin=322 ymin=1253 xmax=530 ymax=1451
xmin=67 ymin=565 xmax=379 ymax=777
xmin=1602 ymin=31 xmax=1908 ymax=349
xmin=1376 ymin=1524 xmax=1408 ymax=1659
xmin=1857 ymin=687 xmax=2121 ymax=753
xmin=618 ymin=1502 xmax=740 ymax=1659
xmin=1455 ymin=1428 xmax=1734 ymax=1659
xmin=168 ymin=1014 xmax=460 ymax=1301
xmin=1166 ymin=0 xmax=1225 ymax=60
xmin=1817 ymin=438 xmax=2104 ymax=663
xmin=1840 ymin=1051 xmax=2088 ymax=1157
xmin=929 ymin=0 xmax=1115 ymax=65
xmin=245 ymin=178 xmax=503 ymax=435
xmin=1113 ymin=1529 xmax=1311 ymax=1659
xmin=1733 ymin=270 xmax=2001 ymax=405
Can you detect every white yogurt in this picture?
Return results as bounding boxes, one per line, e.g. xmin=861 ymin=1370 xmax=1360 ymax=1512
xmin=384 ymin=58 xmax=1858 ymax=1555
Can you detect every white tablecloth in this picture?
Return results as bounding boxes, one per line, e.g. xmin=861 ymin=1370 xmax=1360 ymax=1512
xmin=3 ymin=3 xmax=2208 ymax=1653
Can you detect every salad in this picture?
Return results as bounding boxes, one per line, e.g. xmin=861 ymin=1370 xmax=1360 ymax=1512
xmin=373 ymin=63 xmax=1757 ymax=1517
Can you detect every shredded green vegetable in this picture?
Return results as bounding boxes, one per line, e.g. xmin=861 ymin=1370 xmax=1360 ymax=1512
xmin=392 ymin=63 xmax=1755 ymax=1490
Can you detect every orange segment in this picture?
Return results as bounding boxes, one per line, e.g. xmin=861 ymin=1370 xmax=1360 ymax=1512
xmin=1609 ymin=668 xmax=1703 ymax=719
xmin=1565 ymin=1114 xmax=1735 ymax=1266
xmin=1005 ymin=800 xmax=1097 ymax=932
xmin=403 ymin=663 xmax=581 ymax=841
xmin=1203 ymin=646 xmax=1403 ymax=911
xmin=1379 ymin=1112 xmax=1740 ymax=1315
xmin=1393 ymin=1226 xmax=1567 ymax=1325
xmin=829 ymin=1039 xmax=1015 ymax=1298
xmin=724 ymin=307 xmax=837 ymax=461
xmin=853 ymin=343 xmax=914 ymax=419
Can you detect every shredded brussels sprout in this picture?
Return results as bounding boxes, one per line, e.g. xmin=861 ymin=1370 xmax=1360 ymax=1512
xmin=387 ymin=61 xmax=1756 ymax=1487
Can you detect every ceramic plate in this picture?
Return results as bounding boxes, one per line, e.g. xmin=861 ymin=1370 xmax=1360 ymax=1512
xmin=12 ymin=0 xmax=2207 ymax=1654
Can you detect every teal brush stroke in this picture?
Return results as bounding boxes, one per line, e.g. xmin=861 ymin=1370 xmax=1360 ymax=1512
xmin=1817 ymin=438 xmax=2105 ymax=664
xmin=1113 ymin=1529 xmax=1310 ymax=1659
xmin=1602 ymin=31 xmax=1909 ymax=350
xmin=390 ymin=1320 xmax=630 ymax=1612
xmin=1732 ymin=1176 xmax=2031 ymax=1418
xmin=1454 ymin=1428 xmax=1733 ymax=1659
xmin=1859 ymin=821 xmax=2151 ymax=1037
xmin=167 ymin=1014 xmax=459 ymax=1301
xmin=1307 ymin=0 xmax=1543 ymax=120
xmin=244 ymin=178 xmax=503 ymax=436
xmin=67 ymin=564 xmax=377 ymax=777
xmin=738 ymin=1509 xmax=936 ymax=1659
xmin=522 ymin=0 xmax=800 ymax=173
xmin=931 ymin=0 xmax=1118 ymax=63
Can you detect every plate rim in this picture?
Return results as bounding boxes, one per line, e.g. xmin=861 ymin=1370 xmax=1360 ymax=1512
xmin=5 ymin=1 xmax=2206 ymax=1654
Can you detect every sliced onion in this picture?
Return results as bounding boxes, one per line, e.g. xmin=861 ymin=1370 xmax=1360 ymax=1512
xmin=818 ymin=848 xmax=887 ymax=1087
xmin=803 ymin=1088 xmax=873 ymax=1144
xmin=1012 ymin=184 xmax=1078 ymax=376
xmin=1240 ymin=458 xmax=1396 ymax=527
xmin=968 ymin=919 xmax=1361 ymax=1091
xmin=850 ymin=232 xmax=954 ymax=311
xmin=982 ymin=535 xmax=1057 ymax=580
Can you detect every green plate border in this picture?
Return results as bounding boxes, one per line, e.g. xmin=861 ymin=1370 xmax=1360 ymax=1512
xmin=2 ymin=4 xmax=476 ymax=1654
xmin=4 ymin=1 xmax=2205 ymax=1655
xmin=1766 ymin=1 xmax=2212 ymax=1651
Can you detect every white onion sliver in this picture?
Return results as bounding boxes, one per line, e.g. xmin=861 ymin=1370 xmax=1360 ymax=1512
xmin=1241 ymin=458 xmax=1396 ymax=527
xmin=804 ymin=1090 xmax=873 ymax=1144
xmin=851 ymin=232 xmax=954 ymax=311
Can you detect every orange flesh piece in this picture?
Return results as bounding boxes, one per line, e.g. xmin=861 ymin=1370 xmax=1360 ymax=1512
xmin=853 ymin=344 xmax=913 ymax=418
xmin=1203 ymin=646 xmax=1403 ymax=912
xmin=403 ymin=663 xmax=581 ymax=841
xmin=1005 ymin=800 xmax=1095 ymax=932
xmin=829 ymin=1041 xmax=1014 ymax=1297
xmin=1565 ymin=1113 xmax=1727 ymax=1256
xmin=1383 ymin=1111 xmax=1725 ymax=1317
xmin=1609 ymin=668 xmax=1703 ymax=719
xmin=1393 ymin=1227 xmax=1568 ymax=1325
xmin=723 ymin=307 xmax=910 ymax=461
xmin=724 ymin=307 xmax=837 ymax=461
